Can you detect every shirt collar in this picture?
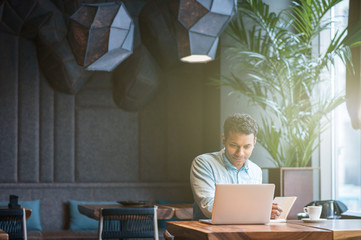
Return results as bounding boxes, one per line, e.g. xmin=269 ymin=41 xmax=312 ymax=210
xmin=221 ymin=148 xmax=249 ymax=173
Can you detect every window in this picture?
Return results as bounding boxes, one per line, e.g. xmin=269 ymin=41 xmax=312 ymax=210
xmin=332 ymin=1 xmax=361 ymax=212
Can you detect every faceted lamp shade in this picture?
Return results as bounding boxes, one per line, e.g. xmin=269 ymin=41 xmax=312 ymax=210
xmin=175 ymin=0 xmax=236 ymax=63
xmin=139 ymin=0 xmax=180 ymax=70
xmin=68 ymin=2 xmax=134 ymax=71
xmin=112 ymin=45 xmax=160 ymax=111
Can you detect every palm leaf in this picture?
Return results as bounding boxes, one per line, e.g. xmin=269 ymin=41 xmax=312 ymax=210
xmin=217 ymin=0 xmax=359 ymax=167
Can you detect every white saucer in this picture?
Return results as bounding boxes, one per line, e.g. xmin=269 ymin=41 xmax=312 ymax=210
xmin=302 ymin=218 xmax=327 ymax=223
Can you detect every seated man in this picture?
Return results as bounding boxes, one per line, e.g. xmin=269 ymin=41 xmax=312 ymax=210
xmin=190 ymin=113 xmax=281 ymax=220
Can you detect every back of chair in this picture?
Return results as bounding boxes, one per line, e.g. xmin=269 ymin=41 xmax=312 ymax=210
xmin=0 ymin=208 xmax=27 ymax=240
xmin=98 ymin=206 xmax=158 ymax=240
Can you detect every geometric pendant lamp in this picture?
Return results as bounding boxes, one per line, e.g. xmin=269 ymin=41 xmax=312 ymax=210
xmin=172 ymin=0 xmax=236 ymax=63
xmin=139 ymin=0 xmax=180 ymax=70
xmin=112 ymin=44 xmax=161 ymax=111
xmin=67 ymin=2 xmax=134 ymax=71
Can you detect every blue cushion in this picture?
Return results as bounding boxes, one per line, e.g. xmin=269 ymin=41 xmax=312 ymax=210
xmin=68 ymin=200 xmax=118 ymax=230
xmin=0 ymin=200 xmax=42 ymax=231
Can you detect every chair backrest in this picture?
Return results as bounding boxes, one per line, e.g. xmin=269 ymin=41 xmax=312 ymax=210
xmin=98 ymin=206 xmax=158 ymax=240
xmin=0 ymin=208 xmax=27 ymax=240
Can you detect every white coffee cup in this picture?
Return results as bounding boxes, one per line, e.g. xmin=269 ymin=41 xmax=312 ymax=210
xmin=303 ymin=206 xmax=322 ymax=220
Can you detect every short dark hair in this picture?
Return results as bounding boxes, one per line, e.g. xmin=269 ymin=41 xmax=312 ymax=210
xmin=223 ymin=113 xmax=258 ymax=139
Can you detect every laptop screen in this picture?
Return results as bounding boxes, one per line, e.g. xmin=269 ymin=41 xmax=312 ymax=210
xmin=210 ymin=184 xmax=275 ymax=224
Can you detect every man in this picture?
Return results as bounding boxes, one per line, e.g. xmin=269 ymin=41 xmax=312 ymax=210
xmin=190 ymin=113 xmax=282 ymax=220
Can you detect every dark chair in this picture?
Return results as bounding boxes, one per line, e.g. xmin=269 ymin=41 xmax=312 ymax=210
xmin=0 ymin=208 xmax=27 ymax=240
xmin=98 ymin=206 xmax=158 ymax=240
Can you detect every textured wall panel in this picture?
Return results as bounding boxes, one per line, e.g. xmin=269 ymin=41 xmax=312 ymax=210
xmin=76 ymin=73 xmax=115 ymax=108
xmin=93 ymin=184 xmax=193 ymax=203
xmin=77 ymin=89 xmax=116 ymax=108
xmin=0 ymin=189 xmax=32 ymax=202
xmin=140 ymin=83 xmax=168 ymax=181
xmin=0 ymin=32 xmax=18 ymax=182
xmin=201 ymin=61 xmax=221 ymax=153
xmin=40 ymin=73 xmax=54 ymax=182
xmin=54 ymin=92 xmax=75 ymax=182
xmin=32 ymin=187 xmax=94 ymax=230
xmin=166 ymin=65 xmax=204 ymax=181
xmin=18 ymin=39 xmax=40 ymax=182
xmin=76 ymin=108 xmax=139 ymax=182
xmin=82 ymin=72 xmax=112 ymax=89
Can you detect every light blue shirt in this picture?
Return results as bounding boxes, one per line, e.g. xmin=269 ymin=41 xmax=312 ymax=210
xmin=190 ymin=148 xmax=262 ymax=220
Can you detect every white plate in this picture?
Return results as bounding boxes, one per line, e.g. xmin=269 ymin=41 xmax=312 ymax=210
xmin=302 ymin=218 xmax=327 ymax=223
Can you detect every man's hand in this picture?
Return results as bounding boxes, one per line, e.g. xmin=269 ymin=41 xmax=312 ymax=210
xmin=271 ymin=203 xmax=283 ymax=219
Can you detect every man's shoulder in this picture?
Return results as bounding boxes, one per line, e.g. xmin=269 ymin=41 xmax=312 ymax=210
xmin=192 ymin=151 xmax=224 ymax=167
xmin=195 ymin=151 xmax=221 ymax=162
xmin=191 ymin=151 xmax=225 ymax=173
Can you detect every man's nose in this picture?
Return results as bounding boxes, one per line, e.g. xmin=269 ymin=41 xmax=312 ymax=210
xmin=236 ymin=147 xmax=244 ymax=155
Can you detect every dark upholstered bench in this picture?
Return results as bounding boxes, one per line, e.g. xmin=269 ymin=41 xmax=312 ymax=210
xmin=28 ymin=230 xmax=97 ymax=240
xmin=28 ymin=230 xmax=166 ymax=240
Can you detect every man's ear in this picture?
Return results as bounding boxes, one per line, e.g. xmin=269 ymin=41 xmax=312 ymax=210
xmin=222 ymin=133 xmax=225 ymax=145
xmin=254 ymin=137 xmax=257 ymax=144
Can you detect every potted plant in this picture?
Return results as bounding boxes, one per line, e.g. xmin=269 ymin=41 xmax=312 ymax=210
xmin=218 ymin=0 xmax=361 ymax=218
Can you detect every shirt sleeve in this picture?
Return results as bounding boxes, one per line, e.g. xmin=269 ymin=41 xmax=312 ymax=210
xmin=190 ymin=156 xmax=216 ymax=218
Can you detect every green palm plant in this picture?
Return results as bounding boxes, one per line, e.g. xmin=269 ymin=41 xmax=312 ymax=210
xmin=220 ymin=0 xmax=361 ymax=167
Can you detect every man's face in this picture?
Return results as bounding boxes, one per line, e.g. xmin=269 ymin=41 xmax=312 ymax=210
xmin=222 ymin=131 xmax=256 ymax=170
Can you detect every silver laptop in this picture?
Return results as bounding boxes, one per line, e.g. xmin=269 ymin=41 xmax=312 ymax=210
xmin=200 ymin=184 xmax=275 ymax=225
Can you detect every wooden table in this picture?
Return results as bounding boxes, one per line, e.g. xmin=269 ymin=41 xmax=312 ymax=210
xmin=78 ymin=203 xmax=193 ymax=220
xmin=0 ymin=229 xmax=8 ymax=240
xmin=290 ymin=219 xmax=361 ymax=240
xmin=166 ymin=221 xmax=332 ymax=240
xmin=156 ymin=204 xmax=193 ymax=219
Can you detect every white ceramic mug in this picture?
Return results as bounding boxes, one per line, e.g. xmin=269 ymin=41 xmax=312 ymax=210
xmin=303 ymin=206 xmax=322 ymax=220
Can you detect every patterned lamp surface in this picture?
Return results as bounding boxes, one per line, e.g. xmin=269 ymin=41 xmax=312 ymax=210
xmin=112 ymin=44 xmax=160 ymax=111
xmin=68 ymin=2 xmax=134 ymax=71
xmin=139 ymin=0 xmax=180 ymax=70
xmin=0 ymin=0 xmax=95 ymax=94
xmin=175 ymin=0 xmax=236 ymax=63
